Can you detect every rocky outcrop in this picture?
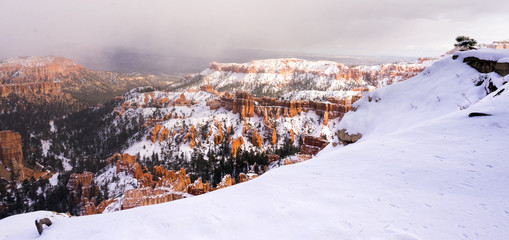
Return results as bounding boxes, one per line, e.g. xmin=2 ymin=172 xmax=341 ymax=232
xmin=170 ymin=93 xmax=194 ymax=107
xmin=300 ymin=136 xmax=329 ymax=156
xmin=0 ymin=130 xmax=51 ymax=181
xmin=336 ymin=129 xmax=363 ymax=145
xmin=265 ymin=126 xmax=277 ymax=145
xmin=214 ymin=123 xmax=224 ymax=145
xmin=80 ymin=198 xmax=117 ymax=216
xmin=216 ymin=174 xmax=236 ymax=189
xmin=238 ymin=172 xmax=258 ymax=183
xmin=461 ymin=56 xmax=509 ymax=77
xmin=0 ymin=56 xmax=83 ymax=85
xmin=251 ymin=129 xmax=263 ymax=147
xmin=183 ymin=125 xmax=197 ymax=148
xmin=160 ymin=127 xmax=169 ymax=142
xmin=0 ymin=130 xmax=25 ymax=180
xmin=233 ymin=92 xmax=255 ymax=118
xmin=113 ymin=153 xmax=144 ymax=181
xmin=209 ymin=91 xmax=354 ymax=124
xmin=187 ymin=178 xmax=211 ymax=195
xmin=231 ymin=137 xmax=244 ymax=158
xmin=122 ymin=187 xmax=184 ymax=210
xmin=0 ymin=82 xmax=61 ymax=97
xmin=150 ymin=124 xmax=163 ymax=143
xmin=35 ymin=218 xmax=53 ymax=235
xmin=66 ymin=171 xmax=94 ymax=192
xmin=200 ymin=84 xmax=214 ymax=93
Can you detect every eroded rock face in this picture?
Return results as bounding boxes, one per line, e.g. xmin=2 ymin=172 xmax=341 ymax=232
xmin=251 ymin=129 xmax=263 ymax=147
xmin=337 ymin=129 xmax=363 ymax=145
xmin=122 ymin=187 xmax=184 ymax=210
xmin=0 ymin=82 xmax=62 ymax=97
xmin=0 ymin=130 xmax=25 ymax=180
xmin=216 ymin=174 xmax=235 ymax=189
xmin=151 ymin=124 xmax=163 ymax=143
xmin=214 ymin=123 xmax=224 ymax=145
xmin=461 ymin=56 xmax=509 ymax=76
xmin=0 ymin=56 xmax=83 ymax=85
xmin=113 ymin=153 xmax=144 ymax=180
xmin=0 ymin=56 xmax=171 ymax=107
xmin=233 ymin=92 xmax=255 ymax=118
xmin=192 ymin=58 xmax=429 ymax=94
xmin=187 ymin=178 xmax=211 ymax=195
xmin=300 ymin=136 xmax=329 ymax=156
xmin=160 ymin=127 xmax=169 ymax=142
xmin=184 ymin=125 xmax=197 ymax=148
xmin=80 ymin=198 xmax=117 ymax=216
xmin=66 ymin=171 xmax=94 ymax=192
xmin=238 ymin=172 xmax=258 ymax=183
xmin=210 ymin=91 xmax=355 ymax=124
xmin=231 ymin=137 xmax=244 ymax=158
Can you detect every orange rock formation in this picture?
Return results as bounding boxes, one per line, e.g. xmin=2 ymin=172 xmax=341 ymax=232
xmin=216 ymin=174 xmax=236 ymax=189
xmin=0 ymin=130 xmax=24 ymax=180
xmin=300 ymin=136 xmax=330 ymax=156
xmin=151 ymin=124 xmax=163 ymax=143
xmin=231 ymin=137 xmax=244 ymax=158
xmin=66 ymin=171 xmax=94 ymax=192
xmin=251 ymin=129 xmax=263 ymax=147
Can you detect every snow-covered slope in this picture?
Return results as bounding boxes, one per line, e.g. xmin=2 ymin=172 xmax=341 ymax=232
xmin=176 ymin=58 xmax=433 ymax=98
xmin=338 ymin=50 xmax=508 ymax=140
xmin=2 ymin=51 xmax=508 ymax=240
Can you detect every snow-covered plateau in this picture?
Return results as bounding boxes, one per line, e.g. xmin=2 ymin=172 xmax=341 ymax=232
xmin=1 ymin=50 xmax=509 ymax=239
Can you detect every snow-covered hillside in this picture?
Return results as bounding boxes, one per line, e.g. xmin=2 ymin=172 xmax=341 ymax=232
xmin=118 ymin=89 xmax=328 ymax=162
xmin=338 ymin=49 xmax=509 ymax=140
xmin=176 ymin=58 xmax=433 ymax=98
xmin=2 ymin=50 xmax=508 ymax=239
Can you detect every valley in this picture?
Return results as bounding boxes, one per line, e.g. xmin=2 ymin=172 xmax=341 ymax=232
xmin=0 ymin=55 xmax=432 ymax=218
xmin=1 ymin=48 xmax=508 ymax=240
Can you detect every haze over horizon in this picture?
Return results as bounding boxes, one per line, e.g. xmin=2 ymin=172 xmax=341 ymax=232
xmin=1 ymin=0 xmax=508 ymax=72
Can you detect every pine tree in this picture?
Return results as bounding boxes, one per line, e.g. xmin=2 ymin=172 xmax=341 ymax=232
xmin=454 ymin=36 xmax=477 ymax=51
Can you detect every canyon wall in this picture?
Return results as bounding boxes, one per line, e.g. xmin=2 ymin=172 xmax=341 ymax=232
xmin=191 ymin=58 xmax=430 ymax=93
xmin=0 ymin=56 xmax=83 ymax=85
xmin=208 ymin=91 xmax=353 ymax=121
xmin=0 ymin=130 xmax=24 ymax=180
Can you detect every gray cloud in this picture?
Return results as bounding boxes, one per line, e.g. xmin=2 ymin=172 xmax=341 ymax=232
xmin=1 ymin=0 xmax=508 ymax=71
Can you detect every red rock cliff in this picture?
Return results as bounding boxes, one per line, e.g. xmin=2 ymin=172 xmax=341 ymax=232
xmin=0 ymin=56 xmax=83 ymax=85
xmin=0 ymin=130 xmax=25 ymax=180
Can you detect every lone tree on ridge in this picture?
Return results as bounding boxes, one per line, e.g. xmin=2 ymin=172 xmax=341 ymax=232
xmin=454 ymin=36 xmax=477 ymax=51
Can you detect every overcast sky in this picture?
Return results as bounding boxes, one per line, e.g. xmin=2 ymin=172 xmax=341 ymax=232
xmin=1 ymin=0 xmax=508 ymax=61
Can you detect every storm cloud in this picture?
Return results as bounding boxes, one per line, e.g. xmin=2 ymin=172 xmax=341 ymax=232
xmin=1 ymin=0 xmax=508 ymax=71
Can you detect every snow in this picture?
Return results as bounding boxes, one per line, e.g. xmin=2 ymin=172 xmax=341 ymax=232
xmin=0 ymin=211 xmax=70 ymax=240
xmin=40 ymin=140 xmax=51 ymax=157
xmin=49 ymin=120 xmax=56 ymax=133
xmin=2 ymin=51 xmax=509 ymax=240
xmin=337 ymin=53 xmax=507 ymax=140
xmin=55 ymin=155 xmax=72 ymax=171
xmin=192 ymin=58 xmax=431 ymax=96
xmin=498 ymin=57 xmax=509 ymax=63
xmin=453 ymin=48 xmax=509 ymax=62
xmin=121 ymin=89 xmax=328 ymax=162
xmin=48 ymin=173 xmax=59 ymax=186
xmin=2 ymin=85 xmax=509 ymax=239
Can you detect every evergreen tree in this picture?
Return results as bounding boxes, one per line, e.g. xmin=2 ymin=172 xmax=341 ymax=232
xmin=454 ymin=36 xmax=477 ymax=51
